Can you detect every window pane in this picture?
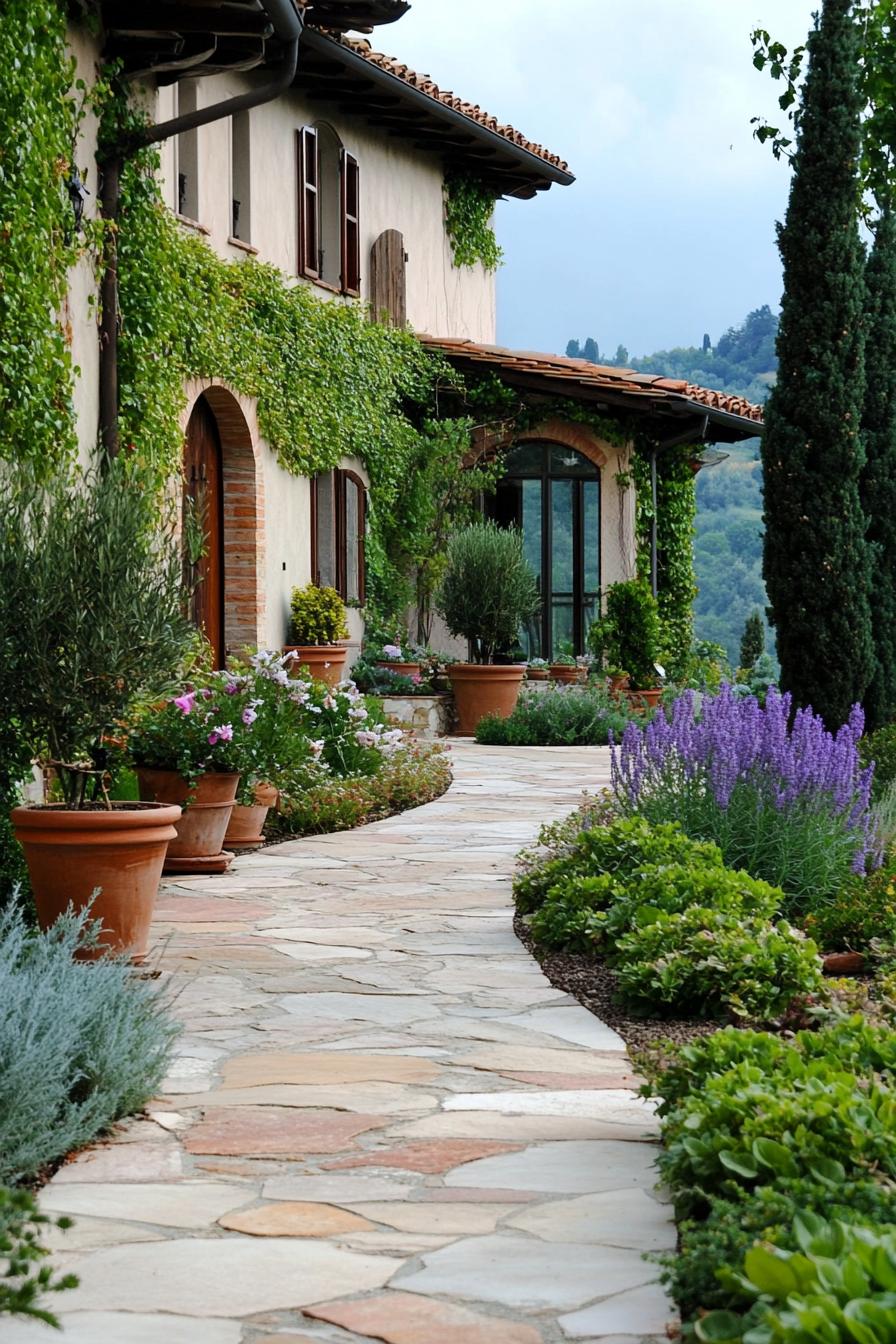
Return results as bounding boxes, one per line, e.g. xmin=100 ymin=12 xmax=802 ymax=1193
xmin=551 ymin=479 xmax=575 ymax=657
xmin=344 ymin=478 xmax=360 ymax=603
xmin=549 ymin=444 xmax=598 ymax=477
xmin=583 ymin=480 xmax=600 ymax=592
xmin=315 ymin=473 xmax=336 ymax=588
xmin=521 ymin=479 xmax=543 ymax=658
xmin=504 ymin=443 xmax=544 ymax=475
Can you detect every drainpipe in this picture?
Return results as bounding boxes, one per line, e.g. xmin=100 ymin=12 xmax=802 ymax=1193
xmin=648 ymin=414 xmax=710 ymax=600
xmin=99 ymin=1 xmax=303 ymax=458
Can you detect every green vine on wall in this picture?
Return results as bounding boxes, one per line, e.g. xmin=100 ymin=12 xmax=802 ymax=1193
xmin=443 ymin=173 xmax=503 ymax=272
xmin=630 ymin=442 xmax=697 ymax=678
xmin=0 ymin=0 xmax=87 ymax=470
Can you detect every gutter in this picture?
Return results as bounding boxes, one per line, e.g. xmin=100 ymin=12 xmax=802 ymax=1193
xmin=99 ymin=0 xmax=304 ymax=458
xmin=301 ymin=28 xmax=576 ymax=189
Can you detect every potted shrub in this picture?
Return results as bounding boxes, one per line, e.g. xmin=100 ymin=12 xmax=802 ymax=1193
xmin=526 ymin=658 xmax=550 ymax=681
xmin=128 ymin=670 xmax=260 ymax=873
xmin=2 ymin=462 xmax=196 ymax=960
xmin=550 ymin=652 xmax=581 ymax=684
xmin=589 ymin=580 xmax=663 ymax=709
xmin=284 ymin=584 xmax=350 ymax=687
xmin=437 ymin=522 xmax=539 ymax=734
xmin=375 ymin=642 xmax=423 ymax=679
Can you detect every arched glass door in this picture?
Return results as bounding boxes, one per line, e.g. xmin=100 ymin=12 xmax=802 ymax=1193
xmin=487 ymin=442 xmax=601 ymax=659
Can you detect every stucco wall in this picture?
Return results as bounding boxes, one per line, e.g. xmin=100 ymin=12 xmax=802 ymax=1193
xmin=67 ymin=26 xmax=102 ymax=466
xmin=156 ymin=74 xmax=496 ymax=343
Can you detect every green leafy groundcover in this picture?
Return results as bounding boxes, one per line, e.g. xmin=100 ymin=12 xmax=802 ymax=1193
xmin=0 ymin=1187 xmax=77 ymax=1328
xmin=475 ymin=685 xmax=632 ymax=747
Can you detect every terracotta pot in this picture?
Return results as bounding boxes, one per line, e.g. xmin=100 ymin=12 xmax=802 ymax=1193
xmin=608 ymin=674 xmax=629 ymax=695
xmin=551 ymin=664 xmax=581 ymax=684
xmin=822 ymin=950 xmax=866 ymax=976
xmin=283 ymin=643 xmax=348 ymax=687
xmin=448 ymin=663 xmax=526 ymax=735
xmin=376 ymin=660 xmax=422 ymax=678
xmin=526 ymin=667 xmax=549 ymax=681
xmin=626 ymin=687 xmax=663 ymax=711
xmin=224 ymin=782 xmax=279 ymax=849
xmin=137 ymin=769 xmax=239 ymax=871
xmin=10 ymin=802 xmax=182 ymax=962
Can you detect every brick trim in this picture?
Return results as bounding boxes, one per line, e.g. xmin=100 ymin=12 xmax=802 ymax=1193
xmin=180 ymin=380 xmax=265 ymax=653
xmin=516 ymin=418 xmax=609 ymax=469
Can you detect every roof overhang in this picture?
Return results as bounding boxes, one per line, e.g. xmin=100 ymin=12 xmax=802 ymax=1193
xmin=297 ymin=29 xmax=575 ymax=199
xmin=419 ymin=336 xmax=763 ymax=444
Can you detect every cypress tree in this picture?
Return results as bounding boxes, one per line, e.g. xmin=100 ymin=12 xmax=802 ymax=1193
xmin=740 ymin=610 xmax=765 ymax=671
xmin=861 ymin=207 xmax=896 ymax=731
xmin=761 ymin=0 xmax=872 ymax=729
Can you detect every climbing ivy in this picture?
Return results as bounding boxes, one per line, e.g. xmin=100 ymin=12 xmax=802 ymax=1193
xmin=443 ymin=173 xmax=503 ymax=271
xmin=0 ymin=0 xmax=86 ymax=469
xmin=631 ymin=442 xmax=697 ymax=678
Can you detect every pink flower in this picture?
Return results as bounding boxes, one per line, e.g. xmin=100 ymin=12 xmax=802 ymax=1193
xmin=224 ymin=681 xmax=240 ymax=695
xmin=173 ymin=692 xmax=196 ymax=714
xmin=208 ymin=723 xmax=234 ymax=745
xmin=383 ymin=644 xmax=403 ymax=660
xmin=242 ymin=706 xmax=257 ymax=725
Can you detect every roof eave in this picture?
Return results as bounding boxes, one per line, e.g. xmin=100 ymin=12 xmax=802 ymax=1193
xmin=300 ymin=28 xmax=575 ymax=194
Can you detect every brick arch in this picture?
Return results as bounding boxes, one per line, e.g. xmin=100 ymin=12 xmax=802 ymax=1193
xmin=516 ymin=418 xmax=609 ymax=470
xmin=181 ymin=379 xmax=265 ymax=653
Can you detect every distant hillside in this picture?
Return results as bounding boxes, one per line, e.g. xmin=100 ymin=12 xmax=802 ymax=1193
xmin=566 ymin=306 xmax=778 ymax=666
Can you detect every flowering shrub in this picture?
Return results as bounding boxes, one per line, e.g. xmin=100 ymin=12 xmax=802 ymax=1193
xmin=350 ymin=656 xmax=432 ymax=697
xmin=272 ymin=741 xmax=451 ymax=836
xmin=611 ymin=686 xmax=881 ymax=911
xmin=126 ymin=669 xmax=258 ymax=786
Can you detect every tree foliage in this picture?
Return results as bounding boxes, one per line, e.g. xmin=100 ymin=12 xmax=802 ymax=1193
xmin=761 ymin=0 xmax=874 ymax=728
xmin=860 ymin=208 xmax=896 ymax=730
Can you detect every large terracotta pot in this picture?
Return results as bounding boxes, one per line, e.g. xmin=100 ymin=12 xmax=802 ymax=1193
xmin=10 ymin=802 xmax=182 ymax=962
xmin=448 ymin=663 xmax=526 ymax=735
xmin=137 ymin=769 xmax=239 ymax=873
xmin=526 ymin=667 xmax=549 ymax=681
xmin=224 ymin=782 xmax=279 ymax=850
xmin=822 ymin=950 xmax=866 ymax=976
xmin=376 ymin=660 xmax=422 ymax=678
xmin=283 ymin=643 xmax=348 ymax=687
xmin=608 ymin=673 xmax=629 ymax=696
xmin=626 ymin=687 xmax=663 ymax=712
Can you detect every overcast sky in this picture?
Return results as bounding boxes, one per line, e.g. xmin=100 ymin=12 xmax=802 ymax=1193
xmin=370 ymin=0 xmax=819 ymax=358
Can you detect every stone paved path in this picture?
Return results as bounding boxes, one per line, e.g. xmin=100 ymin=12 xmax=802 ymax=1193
xmin=12 ymin=742 xmax=675 ymax=1344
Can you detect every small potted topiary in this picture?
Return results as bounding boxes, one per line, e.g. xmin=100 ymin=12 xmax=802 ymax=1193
xmin=549 ymin=651 xmax=581 ymax=684
xmin=437 ymin=521 xmax=539 ymax=734
xmin=526 ymin=657 xmax=550 ymax=681
xmin=375 ymin=642 xmax=422 ymax=679
xmin=284 ymin=583 xmax=350 ymax=687
xmin=589 ymin=580 xmax=663 ymax=710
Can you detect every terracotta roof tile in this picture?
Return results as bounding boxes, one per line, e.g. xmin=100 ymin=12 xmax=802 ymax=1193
xmin=418 ymin=336 xmax=764 ymax=430
xmin=331 ymin=35 xmax=570 ymax=174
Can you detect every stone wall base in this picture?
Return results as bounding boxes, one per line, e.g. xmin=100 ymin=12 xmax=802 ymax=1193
xmin=376 ymin=694 xmax=455 ymax=738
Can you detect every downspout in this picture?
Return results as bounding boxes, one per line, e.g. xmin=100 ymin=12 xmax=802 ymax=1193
xmin=649 ymin=414 xmax=710 ymax=600
xmin=99 ymin=1 xmax=303 ymax=458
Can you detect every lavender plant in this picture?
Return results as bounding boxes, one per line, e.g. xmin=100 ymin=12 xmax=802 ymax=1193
xmin=610 ymin=685 xmax=881 ymax=912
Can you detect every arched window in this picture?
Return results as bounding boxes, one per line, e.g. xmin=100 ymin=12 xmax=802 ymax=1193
xmin=312 ymin=468 xmax=366 ymax=604
xmin=297 ymin=123 xmax=360 ymax=294
xmin=487 ymin=442 xmax=601 ymax=660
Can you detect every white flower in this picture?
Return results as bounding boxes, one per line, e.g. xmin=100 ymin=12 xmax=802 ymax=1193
xmin=309 ymin=739 xmax=325 ymax=757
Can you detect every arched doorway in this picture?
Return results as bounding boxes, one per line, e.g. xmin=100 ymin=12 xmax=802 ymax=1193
xmin=183 ymin=395 xmax=225 ymax=667
xmin=488 ymin=441 xmax=601 ymax=660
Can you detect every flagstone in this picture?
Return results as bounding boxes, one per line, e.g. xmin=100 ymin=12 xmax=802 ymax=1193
xmin=344 ymin=1202 xmax=520 ymax=1234
xmin=444 ymin=1141 xmax=659 ymax=1193
xmin=58 ymin=1239 xmax=404 ymax=1316
xmin=323 ymin=1139 xmax=523 ymax=1174
xmin=443 ymin=1089 xmax=657 ymax=1129
xmin=383 ymin=1111 xmax=642 ymax=1143
xmin=220 ymin=1051 xmax=442 ymax=1089
xmin=271 ymin=942 xmax=375 ymax=961
xmin=41 ymin=1182 xmax=252 ymax=1229
xmin=257 ymin=925 xmax=392 ymax=945
xmin=497 ymin=1070 xmax=641 ymax=1090
xmin=279 ymin=992 xmax=442 ymax=1026
xmin=263 ymin=1174 xmax=423 ymax=1203
xmin=507 ymin=1188 xmax=677 ymax=1250
xmin=53 ymin=1140 xmax=184 ymax=1184
xmin=218 ymin=1201 xmax=375 ymax=1237
xmin=396 ymin=1234 xmax=657 ymax=1309
xmin=558 ymin=1283 xmax=674 ymax=1337
xmin=184 ymin=1107 xmax=389 ymax=1156
xmin=0 ymin=1313 xmax=243 ymax=1343
xmin=174 ymin=1083 xmax=438 ymax=1114
xmin=303 ymin=1290 xmax=545 ymax=1343
xmin=501 ymin=1008 xmax=628 ymax=1052
xmin=43 ymin=1215 xmax=167 ymax=1252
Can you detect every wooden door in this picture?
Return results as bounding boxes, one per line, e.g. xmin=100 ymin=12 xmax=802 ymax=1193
xmin=370 ymin=229 xmax=407 ymax=327
xmin=183 ymin=396 xmax=225 ymax=668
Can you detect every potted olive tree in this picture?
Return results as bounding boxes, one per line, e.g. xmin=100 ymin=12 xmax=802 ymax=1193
xmin=589 ymin=579 xmax=663 ymax=710
xmin=284 ymin=584 xmax=350 ymax=687
xmin=437 ymin=522 xmax=539 ymax=734
xmin=1 ymin=462 xmax=197 ymax=960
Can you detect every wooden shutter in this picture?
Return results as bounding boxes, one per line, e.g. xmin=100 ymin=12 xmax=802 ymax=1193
xmin=341 ymin=150 xmax=361 ymax=296
xmin=369 ymin=229 xmax=407 ymax=327
xmin=297 ymin=126 xmax=319 ymax=278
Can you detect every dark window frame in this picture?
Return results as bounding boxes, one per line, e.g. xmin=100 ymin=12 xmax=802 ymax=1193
xmin=311 ymin=468 xmax=366 ymax=604
xmin=298 ymin=125 xmax=361 ymax=295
